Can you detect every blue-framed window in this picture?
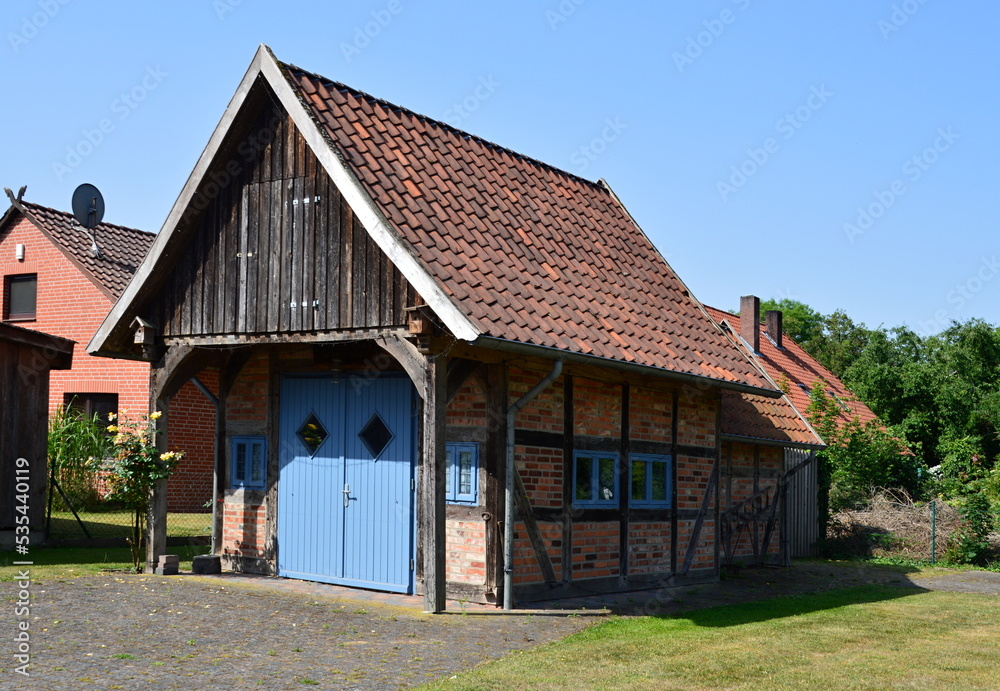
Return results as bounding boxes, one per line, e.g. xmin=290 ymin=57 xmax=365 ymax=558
xmin=573 ymin=451 xmax=618 ymax=507
xmin=232 ymin=436 xmax=266 ymax=489
xmin=445 ymin=442 xmax=478 ymax=504
xmin=629 ymin=454 xmax=672 ymax=508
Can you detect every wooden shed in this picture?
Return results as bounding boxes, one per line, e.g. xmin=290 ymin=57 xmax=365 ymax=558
xmin=0 ymin=322 xmax=73 ymax=545
xmin=89 ymin=45 xmax=812 ymax=610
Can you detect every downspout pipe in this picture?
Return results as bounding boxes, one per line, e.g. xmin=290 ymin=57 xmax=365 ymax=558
xmin=504 ymin=358 xmax=563 ymax=611
xmin=191 ymin=376 xmax=221 ymax=554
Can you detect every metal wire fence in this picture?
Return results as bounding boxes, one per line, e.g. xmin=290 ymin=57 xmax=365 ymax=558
xmin=46 ymin=476 xmax=212 ymax=542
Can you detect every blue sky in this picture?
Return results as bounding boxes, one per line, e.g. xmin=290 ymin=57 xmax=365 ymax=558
xmin=2 ymin=1 xmax=997 ymax=335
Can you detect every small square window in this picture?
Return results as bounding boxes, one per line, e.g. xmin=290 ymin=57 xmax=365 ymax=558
xmin=573 ymin=451 xmax=619 ymax=507
xmin=630 ymin=454 xmax=672 ymax=508
xmin=445 ymin=442 xmax=478 ymax=504
xmin=64 ymin=393 xmax=118 ymax=433
xmin=4 ymin=274 xmax=37 ymax=321
xmin=232 ymin=436 xmax=266 ymax=489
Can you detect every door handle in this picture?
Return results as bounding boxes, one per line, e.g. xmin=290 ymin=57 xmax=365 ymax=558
xmin=343 ymin=483 xmax=351 ymax=508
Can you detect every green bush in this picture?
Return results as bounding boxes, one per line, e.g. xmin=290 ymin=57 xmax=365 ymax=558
xmin=48 ymin=406 xmax=111 ymax=511
xmin=944 ymin=494 xmax=996 ymax=566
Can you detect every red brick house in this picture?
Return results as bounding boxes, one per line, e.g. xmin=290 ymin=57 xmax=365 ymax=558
xmin=89 ymin=45 xmax=820 ymax=609
xmin=0 ymin=190 xmax=215 ymax=513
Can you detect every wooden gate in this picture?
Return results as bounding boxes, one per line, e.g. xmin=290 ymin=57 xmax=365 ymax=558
xmin=277 ymin=374 xmax=415 ymax=592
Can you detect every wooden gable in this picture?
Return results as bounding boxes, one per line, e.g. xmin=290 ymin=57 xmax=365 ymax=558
xmin=149 ymin=82 xmax=418 ymax=342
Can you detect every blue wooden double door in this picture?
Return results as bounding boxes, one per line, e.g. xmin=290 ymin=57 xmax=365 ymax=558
xmin=278 ymin=375 xmax=416 ymax=593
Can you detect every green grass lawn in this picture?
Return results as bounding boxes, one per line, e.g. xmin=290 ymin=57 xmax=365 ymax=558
xmin=423 ymin=586 xmax=1000 ymax=690
xmin=47 ymin=510 xmax=212 ymax=538
xmin=0 ymin=545 xmax=210 ymax=581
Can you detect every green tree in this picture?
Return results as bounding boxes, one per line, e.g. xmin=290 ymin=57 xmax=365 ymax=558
xmin=758 ymin=298 xmax=824 ymax=347
xmin=805 ymin=380 xmax=920 ymax=511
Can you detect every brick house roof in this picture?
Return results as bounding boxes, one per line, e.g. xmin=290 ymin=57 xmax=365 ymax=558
xmin=1 ymin=194 xmax=154 ymax=300
xmin=278 ymin=57 xmax=777 ymax=394
xmin=707 ymin=304 xmax=878 ymax=442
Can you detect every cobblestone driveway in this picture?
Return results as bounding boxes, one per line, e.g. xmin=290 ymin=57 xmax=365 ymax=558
xmin=6 ymin=574 xmax=597 ymax=690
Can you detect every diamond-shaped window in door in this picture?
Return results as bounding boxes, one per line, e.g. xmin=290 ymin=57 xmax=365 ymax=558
xmin=359 ymin=412 xmax=394 ymax=460
xmin=297 ymin=413 xmax=329 ymax=457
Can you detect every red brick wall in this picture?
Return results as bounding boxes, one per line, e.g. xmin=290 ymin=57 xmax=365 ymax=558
xmin=630 ymin=386 xmax=672 ymax=444
xmin=721 ymin=441 xmax=782 ymax=561
xmin=677 ymin=391 xmax=717 ymax=447
xmin=512 ymin=520 xmax=564 ymax=584
xmin=508 ymin=368 xmax=721 ymax=586
xmin=227 ymin=352 xmax=270 ymax=425
xmin=445 ymin=378 xmax=489 ymax=586
xmin=571 ymin=522 xmax=619 ymax=579
xmin=628 ymin=522 xmax=672 ymax=575
xmin=446 ymin=519 xmax=486 ymax=585
xmin=221 ymin=498 xmax=266 ymax=557
xmin=168 ymin=370 xmax=219 ymax=512
xmin=510 ymin=367 xmax=564 ymax=433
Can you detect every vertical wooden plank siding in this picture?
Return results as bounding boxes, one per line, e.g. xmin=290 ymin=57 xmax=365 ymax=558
xmin=155 ymin=95 xmax=414 ymax=339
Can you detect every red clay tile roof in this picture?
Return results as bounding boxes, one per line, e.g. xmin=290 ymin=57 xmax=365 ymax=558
xmin=5 ymin=200 xmax=154 ymax=300
xmin=720 ymin=391 xmax=822 ymax=447
xmin=280 ymin=62 xmax=777 ymax=393
xmin=706 ymin=305 xmax=878 ymax=432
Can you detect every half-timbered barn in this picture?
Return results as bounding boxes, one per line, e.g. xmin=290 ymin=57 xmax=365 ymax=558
xmin=91 ymin=45 xmax=807 ymax=610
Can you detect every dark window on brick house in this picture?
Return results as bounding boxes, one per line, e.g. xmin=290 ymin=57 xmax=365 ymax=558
xmin=4 ymin=274 xmax=37 ymax=321
xmin=64 ymin=393 xmax=119 ymax=430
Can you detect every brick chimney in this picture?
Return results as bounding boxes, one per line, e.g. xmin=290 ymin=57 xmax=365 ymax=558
xmin=765 ymin=310 xmax=783 ymax=349
xmin=740 ymin=295 xmax=760 ymax=353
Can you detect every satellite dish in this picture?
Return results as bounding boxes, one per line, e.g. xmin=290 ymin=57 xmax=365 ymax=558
xmin=72 ymin=183 xmax=105 ymax=230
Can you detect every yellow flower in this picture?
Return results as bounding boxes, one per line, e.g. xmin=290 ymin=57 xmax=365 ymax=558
xmin=160 ymin=451 xmax=176 ymax=462
xmin=150 ymin=411 xmax=163 ymax=420
xmin=113 ymin=433 xmax=127 ymax=445
xmin=107 ymin=425 xmax=118 ymax=433
xmin=107 ymin=412 xmax=117 ymax=422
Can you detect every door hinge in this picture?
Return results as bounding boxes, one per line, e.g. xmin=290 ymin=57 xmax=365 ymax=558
xmin=411 ymin=477 xmax=416 ymax=491
xmin=410 ymin=559 xmax=415 ymax=571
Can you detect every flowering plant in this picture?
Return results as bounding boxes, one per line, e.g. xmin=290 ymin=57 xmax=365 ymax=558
xmin=90 ymin=410 xmax=183 ymax=572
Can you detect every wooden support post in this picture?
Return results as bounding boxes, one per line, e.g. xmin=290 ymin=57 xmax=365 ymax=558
xmin=484 ymin=362 xmax=508 ymax=603
xmin=146 ymin=398 xmax=169 ymax=573
xmin=421 ymin=354 xmax=447 ymax=613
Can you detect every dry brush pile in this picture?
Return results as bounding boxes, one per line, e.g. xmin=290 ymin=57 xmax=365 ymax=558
xmin=827 ymin=490 xmax=966 ymax=562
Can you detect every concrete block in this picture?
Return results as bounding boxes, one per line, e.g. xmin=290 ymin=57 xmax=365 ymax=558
xmin=192 ymin=554 xmax=222 ymax=575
